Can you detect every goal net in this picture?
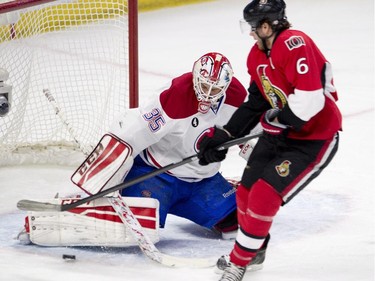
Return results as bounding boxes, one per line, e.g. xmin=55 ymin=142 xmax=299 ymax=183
xmin=0 ymin=0 xmax=138 ymax=166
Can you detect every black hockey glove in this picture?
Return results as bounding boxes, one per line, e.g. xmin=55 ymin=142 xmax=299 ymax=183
xmin=197 ymin=127 xmax=232 ymax=166
xmin=260 ymin=108 xmax=288 ymax=143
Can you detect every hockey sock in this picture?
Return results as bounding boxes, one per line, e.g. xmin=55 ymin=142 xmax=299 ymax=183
xmin=230 ymin=179 xmax=282 ymax=267
xmin=235 ymin=184 xmax=250 ymax=226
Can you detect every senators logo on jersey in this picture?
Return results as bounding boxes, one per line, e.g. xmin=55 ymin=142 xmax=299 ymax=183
xmin=275 ymin=160 xmax=291 ymax=177
xmin=257 ymin=65 xmax=287 ymax=109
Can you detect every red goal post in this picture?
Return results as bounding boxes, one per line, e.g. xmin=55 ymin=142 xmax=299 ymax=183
xmin=0 ymin=0 xmax=139 ymax=165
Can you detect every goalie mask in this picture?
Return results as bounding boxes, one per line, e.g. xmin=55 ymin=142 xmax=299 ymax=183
xmin=192 ymin=52 xmax=233 ymax=111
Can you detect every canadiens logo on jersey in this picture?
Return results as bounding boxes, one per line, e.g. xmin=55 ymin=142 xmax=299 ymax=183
xmin=258 ymin=65 xmax=287 ymax=109
xmin=195 ymin=128 xmax=212 ymax=153
xmin=275 ymin=160 xmax=291 ymax=177
xmin=285 ymin=36 xmax=305 ymax=51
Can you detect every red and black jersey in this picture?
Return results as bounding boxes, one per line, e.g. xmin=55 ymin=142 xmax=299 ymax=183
xmin=226 ymin=29 xmax=342 ymax=140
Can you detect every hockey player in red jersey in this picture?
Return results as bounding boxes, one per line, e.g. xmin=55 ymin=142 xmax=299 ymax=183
xmin=197 ymin=1 xmax=342 ymax=280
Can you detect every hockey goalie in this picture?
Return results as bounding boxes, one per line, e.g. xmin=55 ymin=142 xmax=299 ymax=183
xmin=18 ymin=52 xmax=251 ymax=247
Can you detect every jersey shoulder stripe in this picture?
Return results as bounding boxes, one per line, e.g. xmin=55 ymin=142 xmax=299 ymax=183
xmin=159 ymin=73 xmax=199 ymax=119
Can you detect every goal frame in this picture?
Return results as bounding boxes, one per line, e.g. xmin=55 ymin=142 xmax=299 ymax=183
xmin=0 ymin=0 xmax=139 ymax=165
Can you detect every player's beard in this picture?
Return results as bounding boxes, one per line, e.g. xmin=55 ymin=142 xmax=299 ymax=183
xmin=256 ymin=39 xmax=265 ymax=51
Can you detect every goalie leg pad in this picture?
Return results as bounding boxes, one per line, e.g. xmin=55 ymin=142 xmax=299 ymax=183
xmin=21 ymin=196 xmax=160 ymax=247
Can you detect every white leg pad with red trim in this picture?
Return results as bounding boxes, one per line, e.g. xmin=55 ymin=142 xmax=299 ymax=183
xmin=20 ymin=196 xmax=159 ymax=247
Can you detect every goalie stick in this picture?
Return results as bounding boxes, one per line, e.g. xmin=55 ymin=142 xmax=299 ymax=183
xmin=18 ymin=89 xmax=261 ymax=267
xmin=17 ymin=131 xmax=263 ymax=212
xmin=43 ymin=88 xmax=93 ymax=155
xmin=23 ymin=89 xmax=217 ymax=267
xmin=110 ymin=193 xmax=217 ymax=268
xmin=40 ymin=90 xmax=215 ymax=267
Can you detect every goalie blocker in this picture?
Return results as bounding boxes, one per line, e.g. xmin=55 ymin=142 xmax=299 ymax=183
xmin=18 ymin=196 xmax=160 ymax=247
xmin=71 ymin=133 xmax=134 ymax=196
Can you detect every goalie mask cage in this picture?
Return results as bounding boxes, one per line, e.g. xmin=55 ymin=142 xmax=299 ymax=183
xmin=0 ymin=0 xmax=138 ymax=166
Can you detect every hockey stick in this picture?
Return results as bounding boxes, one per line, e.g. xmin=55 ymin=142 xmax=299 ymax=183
xmin=43 ymin=89 xmax=93 ymax=155
xmin=110 ymin=194 xmax=217 ymax=268
xmin=36 ymin=89 xmax=220 ymax=267
xmin=17 ymin=131 xmax=262 ymax=212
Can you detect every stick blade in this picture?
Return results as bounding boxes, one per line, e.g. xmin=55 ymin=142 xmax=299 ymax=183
xmin=17 ymin=199 xmax=62 ymax=212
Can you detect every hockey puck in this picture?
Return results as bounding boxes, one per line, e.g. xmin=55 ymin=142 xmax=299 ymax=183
xmin=62 ymin=254 xmax=76 ymax=261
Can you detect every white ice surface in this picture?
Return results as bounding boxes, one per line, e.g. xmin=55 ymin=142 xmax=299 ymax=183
xmin=0 ymin=0 xmax=374 ymax=280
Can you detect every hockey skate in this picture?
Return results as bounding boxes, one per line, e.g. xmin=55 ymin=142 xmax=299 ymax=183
xmin=218 ymin=262 xmax=247 ymax=281
xmin=215 ymin=248 xmax=264 ymax=274
xmin=215 ymin=234 xmax=269 ymax=273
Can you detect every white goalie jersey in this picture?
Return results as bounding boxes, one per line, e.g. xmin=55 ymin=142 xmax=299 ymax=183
xmin=17 ymin=71 xmax=247 ymax=248
xmin=110 ymin=72 xmax=247 ymax=182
